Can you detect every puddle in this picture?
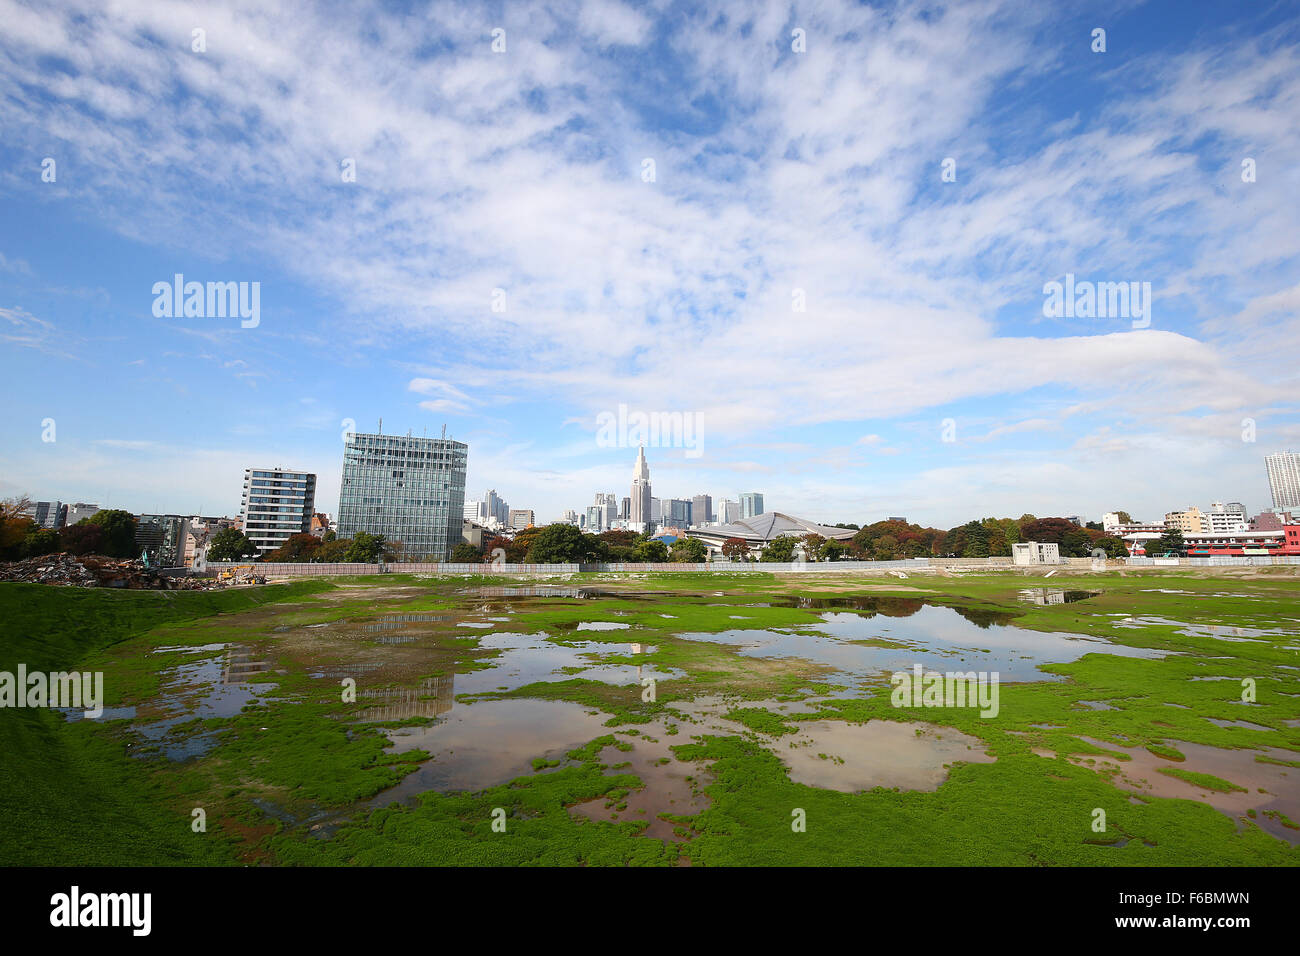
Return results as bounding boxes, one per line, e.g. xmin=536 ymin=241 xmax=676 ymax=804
xmin=89 ymin=642 xmax=282 ymax=761
xmin=1076 ymin=700 xmax=1119 ymax=711
xmin=372 ymin=699 xmax=612 ymax=799
xmin=1115 ymin=617 xmax=1297 ymax=639
xmin=772 ymin=719 xmax=995 ymax=792
xmin=674 ymin=603 xmax=1165 ymax=683
xmin=1018 ymin=589 xmax=1099 ymax=605
xmin=1067 ymin=738 xmax=1300 ymax=844
xmin=1206 ymin=718 xmax=1273 ymax=731
xmin=357 ymin=676 xmax=456 ymax=722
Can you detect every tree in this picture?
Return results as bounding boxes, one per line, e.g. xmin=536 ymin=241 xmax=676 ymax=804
xmin=598 ymin=529 xmax=639 ymax=549
xmin=59 ymin=522 xmax=103 ymax=555
xmin=720 ymin=536 xmax=750 ymax=562
xmin=208 ymin=527 xmax=258 ymax=562
xmin=526 ymin=524 xmax=585 ymax=562
xmin=343 ymin=531 xmax=386 ymax=563
xmin=761 ymin=535 xmax=798 ymax=562
xmin=670 ymin=537 xmax=707 ymax=562
xmin=1117 ymin=511 xmax=1133 ymax=524
xmin=83 ymin=509 xmax=138 ymax=558
xmin=1149 ymin=529 xmax=1184 ymax=556
xmin=1091 ymin=535 xmax=1129 ymax=558
xmin=1018 ymin=518 xmax=1080 ymax=547
xmin=832 ymin=522 xmax=860 ymax=530
xmin=22 ymin=527 xmax=61 ymax=558
xmin=264 ymin=533 xmax=321 ymax=562
xmin=313 ymin=538 xmax=351 ymax=562
xmin=0 ymin=496 xmax=36 ymax=560
xmin=632 ymin=539 xmax=669 ymax=562
xmin=450 ymin=542 xmax=482 ymax=563
xmin=820 ymin=538 xmax=847 ymax=561
xmin=800 ymin=533 xmax=826 ymax=562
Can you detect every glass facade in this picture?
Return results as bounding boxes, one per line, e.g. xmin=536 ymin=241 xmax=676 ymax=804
xmin=337 ymin=432 xmax=467 ymax=561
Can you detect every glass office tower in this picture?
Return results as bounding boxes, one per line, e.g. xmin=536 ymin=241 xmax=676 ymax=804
xmin=337 ymin=431 xmax=467 ymax=560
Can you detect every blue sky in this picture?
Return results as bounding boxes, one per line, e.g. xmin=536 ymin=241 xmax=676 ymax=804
xmin=2 ymin=0 xmax=1298 ymax=528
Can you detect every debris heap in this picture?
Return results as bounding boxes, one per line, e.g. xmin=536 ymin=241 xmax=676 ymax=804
xmin=0 ymin=553 xmax=216 ymax=589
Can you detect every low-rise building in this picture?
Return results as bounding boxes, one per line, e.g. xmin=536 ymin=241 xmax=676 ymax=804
xmin=1164 ymin=507 xmax=1205 ymax=534
xmin=1012 ymin=541 xmax=1062 ymax=565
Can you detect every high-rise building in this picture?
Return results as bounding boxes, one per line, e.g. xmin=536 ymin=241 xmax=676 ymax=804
xmin=25 ymin=500 xmax=65 ymax=529
xmin=508 ymin=509 xmax=534 ymax=529
xmin=691 ymin=494 xmax=712 ymax=526
xmin=740 ymin=492 xmax=765 ymax=519
xmin=337 ymin=431 xmax=467 ymax=561
xmin=1266 ymin=452 xmax=1300 ymax=510
xmin=661 ymin=498 xmax=691 ymax=527
xmin=630 ymin=445 xmax=652 ymax=530
xmin=65 ymin=503 xmax=101 ymax=525
xmin=620 ymin=496 xmax=630 ymax=520
xmin=484 ymin=488 xmax=510 ymax=526
xmin=718 ymin=498 xmax=741 ymax=524
xmin=239 ymin=468 xmax=317 ymax=556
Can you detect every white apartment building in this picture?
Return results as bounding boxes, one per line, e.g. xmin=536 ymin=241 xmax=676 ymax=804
xmin=239 ymin=467 xmax=317 ymax=556
xmin=1203 ymin=501 xmax=1248 ymax=534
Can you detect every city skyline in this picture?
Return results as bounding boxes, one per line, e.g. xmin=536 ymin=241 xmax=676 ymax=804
xmin=2 ymin=1 xmax=1298 ymax=528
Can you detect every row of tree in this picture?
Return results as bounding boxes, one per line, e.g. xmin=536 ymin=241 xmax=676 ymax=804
xmin=0 ymin=499 xmax=139 ymax=562
xmin=714 ymin=515 xmax=1138 ymax=563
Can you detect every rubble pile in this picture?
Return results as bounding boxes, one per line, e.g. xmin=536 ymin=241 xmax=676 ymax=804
xmin=0 ymin=552 xmax=217 ymax=589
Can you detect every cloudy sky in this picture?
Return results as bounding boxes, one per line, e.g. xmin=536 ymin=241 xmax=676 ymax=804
xmin=1 ymin=0 xmax=1297 ymax=528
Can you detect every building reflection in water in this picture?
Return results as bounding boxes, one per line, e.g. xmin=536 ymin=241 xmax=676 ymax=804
xmin=357 ymin=675 xmax=456 ymax=722
xmin=222 ymin=644 xmax=271 ymax=684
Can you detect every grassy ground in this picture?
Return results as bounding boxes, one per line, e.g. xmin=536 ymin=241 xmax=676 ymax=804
xmin=2 ymin=569 xmax=1297 ymax=866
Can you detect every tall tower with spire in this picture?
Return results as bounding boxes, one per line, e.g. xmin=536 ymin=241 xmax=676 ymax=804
xmin=630 ymin=445 xmax=653 ymax=531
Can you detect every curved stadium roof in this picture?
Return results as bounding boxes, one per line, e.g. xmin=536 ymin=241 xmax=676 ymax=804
xmin=687 ymin=512 xmax=858 ymax=544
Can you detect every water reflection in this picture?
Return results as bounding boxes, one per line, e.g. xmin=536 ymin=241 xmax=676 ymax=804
xmin=357 ymin=676 xmax=456 ymax=722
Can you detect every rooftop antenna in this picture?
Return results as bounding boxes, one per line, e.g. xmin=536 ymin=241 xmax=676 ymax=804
xmin=378 ymin=417 xmax=383 ymax=435
xmin=441 ymin=424 xmax=446 ymax=439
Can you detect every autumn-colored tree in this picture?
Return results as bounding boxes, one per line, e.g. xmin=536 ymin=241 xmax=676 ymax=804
xmin=0 ymin=496 xmax=36 ymax=560
xmin=264 ymin=533 xmax=322 ymax=562
xmin=720 ymin=536 xmax=750 ymax=562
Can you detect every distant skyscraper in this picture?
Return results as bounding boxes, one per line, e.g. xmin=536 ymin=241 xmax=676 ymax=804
xmin=1266 ymin=452 xmax=1300 ymax=510
xmin=740 ymin=492 xmax=764 ymax=519
xmin=239 ymin=467 xmax=316 ymax=555
xmin=620 ymin=496 xmax=630 ymax=520
xmin=661 ymin=498 xmax=691 ymax=527
xmin=691 ymin=494 xmax=712 ymax=526
xmin=484 ymin=489 xmax=510 ymax=525
xmin=630 ymin=445 xmax=652 ymax=529
xmin=338 ymin=431 xmax=467 ymax=560
xmin=508 ymin=509 xmax=534 ymax=529
xmin=718 ymin=499 xmax=741 ymax=523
